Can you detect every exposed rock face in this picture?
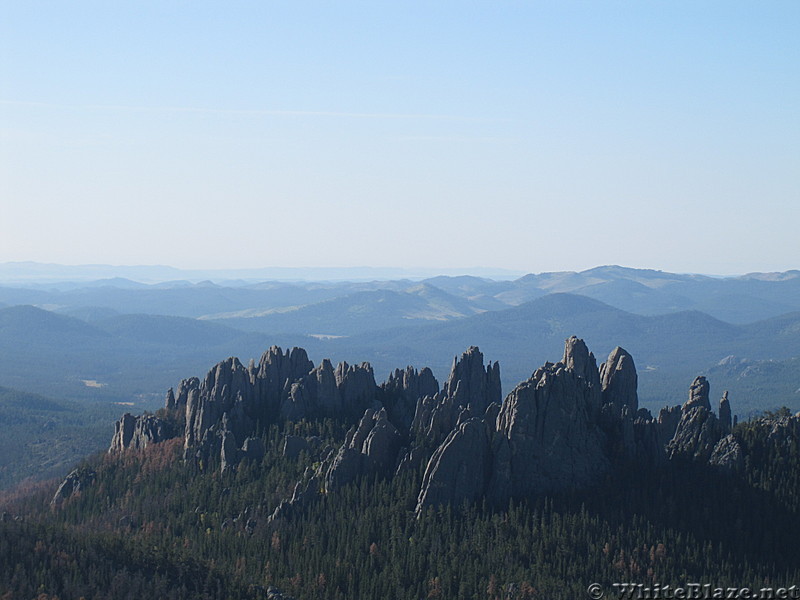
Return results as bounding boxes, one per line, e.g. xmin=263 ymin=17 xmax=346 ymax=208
xmin=411 ymin=346 xmax=499 ymax=451
xmin=493 ymin=339 xmax=608 ymax=500
xmin=253 ymin=346 xmax=315 ymax=417
xmin=109 ymin=413 xmax=175 ymax=453
xmin=381 ymin=366 xmax=439 ymax=432
xmin=685 ymin=376 xmax=711 ymax=411
xmin=719 ymin=391 xmax=732 ymax=433
xmin=281 ymin=360 xmax=340 ymax=420
xmin=220 ymin=429 xmax=238 ymax=472
xmin=267 ymin=467 xmax=322 ymax=525
xmin=442 ymin=346 xmax=501 ymax=417
xmin=600 ymin=346 xmax=638 ymax=416
xmin=104 ymin=338 xmax=760 ymax=517
xmin=185 ymin=356 xmax=254 ymax=452
xmin=52 ymin=467 xmax=96 ymax=505
xmin=765 ymin=414 xmax=800 ymax=446
xmin=280 ymin=360 xmax=378 ymax=421
xmin=632 ymin=414 xmax=663 ymax=464
xmin=335 ymin=362 xmax=379 ymax=415
xmin=656 ymin=405 xmax=683 ymax=448
xmin=325 ymin=408 xmax=402 ymax=491
xmin=173 ymin=377 xmax=200 ymax=414
xmin=668 ymin=403 xmax=724 ymax=463
xmin=709 ymin=434 xmax=744 ymax=472
xmin=416 ymin=418 xmax=492 ymax=512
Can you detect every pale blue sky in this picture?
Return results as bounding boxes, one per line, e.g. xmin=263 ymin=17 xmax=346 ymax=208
xmin=1 ymin=1 xmax=798 ymax=275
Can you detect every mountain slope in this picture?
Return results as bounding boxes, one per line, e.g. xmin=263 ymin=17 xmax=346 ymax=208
xmin=205 ymin=286 xmax=485 ymax=335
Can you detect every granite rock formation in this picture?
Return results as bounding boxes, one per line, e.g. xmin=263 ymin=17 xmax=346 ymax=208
xmin=109 ymin=413 xmax=176 ymax=453
xmin=103 ymin=337 xmax=761 ymax=519
xmin=324 ymin=408 xmax=402 ymax=491
xmin=667 ymin=377 xmax=726 ymax=462
xmin=600 ymin=346 xmax=638 ymax=416
xmin=380 ymin=366 xmax=439 ymax=432
xmin=416 ymin=417 xmax=492 ymax=511
xmin=52 ymin=467 xmax=96 ymax=505
xmin=492 ymin=337 xmax=608 ymax=501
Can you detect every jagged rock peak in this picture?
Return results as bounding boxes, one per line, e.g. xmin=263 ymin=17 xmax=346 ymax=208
xmin=719 ymin=391 xmax=732 ymax=433
xmin=656 ymin=405 xmax=682 ymax=448
xmin=684 ymin=376 xmax=711 ymax=411
xmin=109 ymin=413 xmax=176 ymax=453
xmin=443 ymin=346 xmax=501 ymax=415
xmin=256 ymin=346 xmax=314 ymax=381
xmin=562 ymin=336 xmax=597 ymax=382
xmin=165 ymin=388 xmax=176 ymax=410
xmin=668 ymin=378 xmax=724 ymax=463
xmin=563 ymin=336 xmax=602 ymax=417
xmin=335 ymin=361 xmax=378 ymax=413
xmin=599 ymin=346 xmax=638 ymax=415
xmin=202 ymin=356 xmax=252 ymax=404
xmin=494 ymin=339 xmax=608 ymax=499
xmin=173 ymin=377 xmax=199 ymax=412
xmin=381 ymin=366 xmax=439 ymax=433
xmin=384 ymin=366 xmax=439 ymax=401
xmin=324 ymin=407 xmax=402 ymax=491
xmin=311 ymin=359 xmax=342 ymax=411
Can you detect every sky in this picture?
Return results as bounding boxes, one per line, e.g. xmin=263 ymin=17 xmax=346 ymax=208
xmin=1 ymin=1 xmax=798 ymax=276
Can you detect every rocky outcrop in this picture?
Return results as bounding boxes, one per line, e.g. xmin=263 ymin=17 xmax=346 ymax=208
xmin=719 ymin=391 xmax=732 ymax=434
xmin=667 ymin=378 xmax=725 ymax=462
xmin=600 ymin=346 xmax=637 ymax=416
xmin=380 ymin=366 xmax=439 ymax=432
xmin=103 ymin=338 xmax=758 ymax=517
xmin=656 ymin=405 xmax=682 ymax=448
xmin=280 ymin=360 xmax=378 ymax=421
xmin=252 ymin=346 xmax=314 ymax=416
xmin=109 ymin=413 xmax=176 ymax=453
xmin=184 ymin=356 xmax=254 ymax=452
xmin=325 ymin=408 xmax=402 ymax=491
xmin=335 ymin=362 xmax=379 ymax=415
xmin=442 ymin=346 xmax=501 ymax=417
xmin=493 ymin=338 xmax=607 ymax=501
xmin=52 ymin=467 xmax=96 ymax=505
xmin=171 ymin=377 xmax=200 ymax=414
xmin=415 ymin=338 xmax=733 ymax=514
xmin=268 ymin=468 xmax=322 ymax=525
xmin=280 ymin=360 xmax=340 ymax=420
xmin=765 ymin=413 xmax=800 ymax=446
xmin=411 ymin=347 xmax=499 ymax=451
xmin=685 ymin=376 xmax=711 ymax=411
xmin=708 ymin=434 xmax=743 ymax=472
xmin=416 ymin=418 xmax=492 ymax=512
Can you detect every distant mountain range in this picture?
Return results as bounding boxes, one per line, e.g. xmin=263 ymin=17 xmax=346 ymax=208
xmin=1 ymin=264 xmax=799 ymax=489
xmin=0 ymin=261 xmax=524 ymax=284
xmin=2 ymin=264 xmax=798 ymax=326
xmin=0 ymin=267 xmax=798 ymax=414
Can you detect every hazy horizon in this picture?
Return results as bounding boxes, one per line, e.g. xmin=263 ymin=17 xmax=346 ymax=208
xmin=2 ymin=2 xmax=798 ymax=275
xmin=1 ymin=259 xmax=797 ymax=286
